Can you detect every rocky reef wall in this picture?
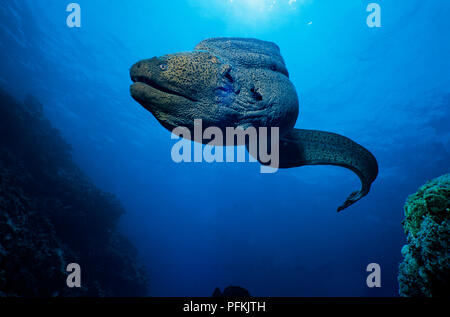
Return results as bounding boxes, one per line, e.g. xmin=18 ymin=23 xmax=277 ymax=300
xmin=0 ymin=89 xmax=148 ymax=296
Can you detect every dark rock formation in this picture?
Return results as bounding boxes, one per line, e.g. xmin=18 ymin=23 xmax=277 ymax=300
xmin=398 ymin=173 xmax=449 ymax=297
xmin=0 ymin=89 xmax=148 ymax=297
xmin=212 ymin=286 xmax=251 ymax=298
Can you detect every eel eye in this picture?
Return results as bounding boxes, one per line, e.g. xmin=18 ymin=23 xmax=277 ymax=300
xmin=159 ymin=63 xmax=168 ymax=71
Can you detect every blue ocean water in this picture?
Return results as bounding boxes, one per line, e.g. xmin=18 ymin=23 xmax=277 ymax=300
xmin=0 ymin=0 xmax=448 ymax=296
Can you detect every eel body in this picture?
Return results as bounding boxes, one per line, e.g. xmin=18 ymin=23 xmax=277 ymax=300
xmin=278 ymin=128 xmax=378 ymax=211
xmin=130 ymin=38 xmax=378 ymax=211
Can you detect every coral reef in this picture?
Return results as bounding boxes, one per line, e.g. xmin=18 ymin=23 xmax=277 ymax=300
xmin=0 ymin=89 xmax=147 ymax=296
xmin=398 ymin=174 xmax=450 ymax=297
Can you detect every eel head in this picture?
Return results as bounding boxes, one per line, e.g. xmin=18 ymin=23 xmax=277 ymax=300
xmin=130 ymin=47 xmax=298 ymax=140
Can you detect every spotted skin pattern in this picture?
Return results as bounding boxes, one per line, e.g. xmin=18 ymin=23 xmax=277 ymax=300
xmin=130 ymin=38 xmax=378 ymax=211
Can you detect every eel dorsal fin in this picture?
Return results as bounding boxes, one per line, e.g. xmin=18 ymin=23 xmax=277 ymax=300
xmin=195 ymin=37 xmax=289 ymax=77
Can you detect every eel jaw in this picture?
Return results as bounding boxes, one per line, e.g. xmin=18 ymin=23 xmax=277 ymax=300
xmin=129 ymin=64 xmax=198 ymax=132
xmin=130 ymin=74 xmax=197 ymax=102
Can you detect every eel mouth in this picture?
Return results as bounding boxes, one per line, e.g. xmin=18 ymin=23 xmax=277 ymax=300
xmin=130 ymin=75 xmax=197 ymax=102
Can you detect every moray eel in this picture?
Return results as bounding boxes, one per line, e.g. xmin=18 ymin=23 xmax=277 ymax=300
xmin=130 ymin=38 xmax=378 ymax=211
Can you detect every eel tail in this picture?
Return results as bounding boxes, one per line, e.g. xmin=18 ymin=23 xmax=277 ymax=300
xmin=254 ymin=128 xmax=378 ymax=212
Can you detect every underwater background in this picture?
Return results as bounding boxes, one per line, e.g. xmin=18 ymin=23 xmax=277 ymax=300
xmin=0 ymin=0 xmax=449 ymax=296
